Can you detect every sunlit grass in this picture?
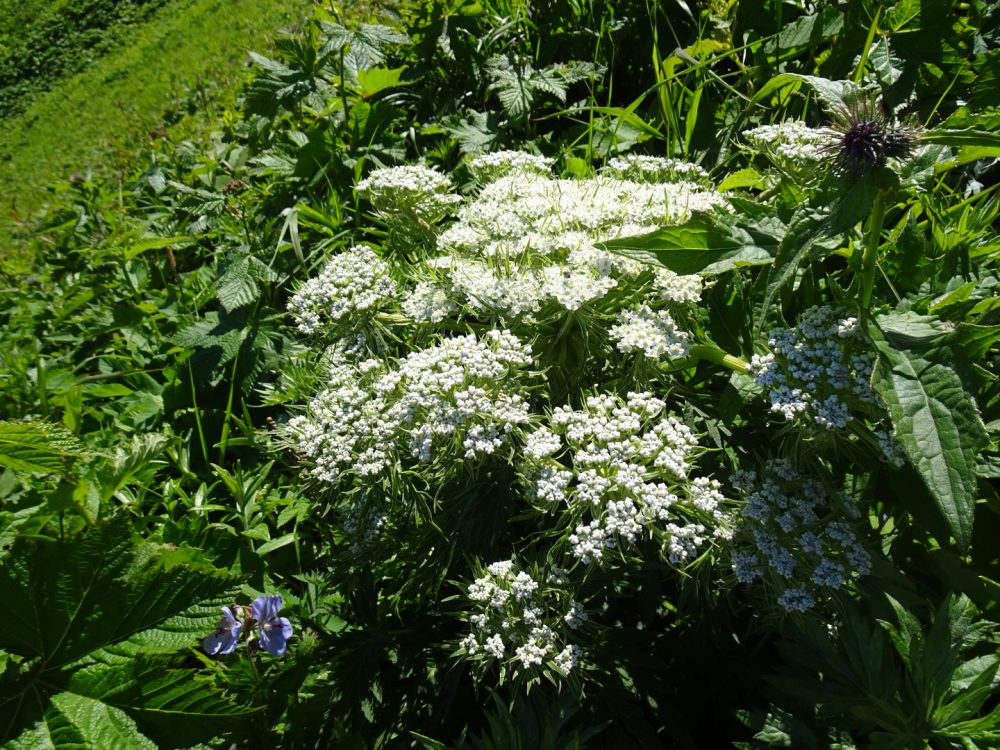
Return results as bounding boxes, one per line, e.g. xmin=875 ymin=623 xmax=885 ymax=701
xmin=0 ymin=0 xmax=315 ymax=231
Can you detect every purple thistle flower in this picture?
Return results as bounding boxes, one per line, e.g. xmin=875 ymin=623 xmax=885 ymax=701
xmin=252 ymin=594 xmax=293 ymax=656
xmin=203 ymin=607 xmax=242 ymax=655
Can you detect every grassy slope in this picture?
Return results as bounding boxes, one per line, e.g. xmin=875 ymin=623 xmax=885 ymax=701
xmin=0 ymin=0 xmax=315 ymax=227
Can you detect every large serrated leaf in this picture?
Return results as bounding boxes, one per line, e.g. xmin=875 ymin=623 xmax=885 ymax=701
xmin=0 ymin=422 xmax=88 ymax=475
xmin=4 ymin=693 xmax=157 ymax=750
xmin=870 ymin=312 xmax=989 ymax=549
xmin=216 ymin=256 xmax=259 ymax=312
xmin=66 ymin=657 xmax=260 ymax=747
xmin=0 ymin=517 xmax=241 ymax=744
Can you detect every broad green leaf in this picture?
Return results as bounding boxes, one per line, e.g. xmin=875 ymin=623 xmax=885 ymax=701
xmin=256 ymin=532 xmax=296 ymax=556
xmin=599 ymin=213 xmax=780 ymax=275
xmin=0 ymin=421 xmax=87 ymax=475
xmin=65 ymin=657 xmax=259 ymax=747
xmin=717 ymin=168 xmax=764 ymax=191
xmin=924 ymin=127 xmax=1000 ymax=149
xmin=4 ymin=693 xmax=156 ymax=750
xmin=356 ymin=67 xmax=409 ymax=98
xmin=870 ymin=312 xmax=989 ymax=549
xmin=122 ymin=236 xmax=193 ymax=261
xmin=0 ymin=517 xmax=241 ymax=744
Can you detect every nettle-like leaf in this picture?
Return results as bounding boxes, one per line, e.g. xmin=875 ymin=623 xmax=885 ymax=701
xmin=173 ymin=310 xmax=284 ymax=392
xmin=485 ymin=55 xmax=604 ymax=121
xmin=216 ymin=252 xmax=279 ymax=313
xmin=0 ymin=516 xmax=247 ymax=747
xmin=870 ymin=312 xmax=989 ymax=550
xmin=318 ymin=21 xmax=409 ymax=78
xmin=0 ymin=421 xmax=88 ymax=475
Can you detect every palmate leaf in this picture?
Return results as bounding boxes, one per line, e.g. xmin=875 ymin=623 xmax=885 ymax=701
xmin=0 ymin=421 xmax=88 ymax=475
xmin=869 ymin=312 xmax=989 ymax=550
xmin=318 ymin=21 xmax=409 ymax=71
xmin=0 ymin=517 xmax=242 ymax=745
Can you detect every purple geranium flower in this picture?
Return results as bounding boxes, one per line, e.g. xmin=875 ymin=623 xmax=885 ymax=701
xmin=252 ymin=594 xmax=293 ymax=656
xmin=203 ymin=606 xmax=242 ymax=655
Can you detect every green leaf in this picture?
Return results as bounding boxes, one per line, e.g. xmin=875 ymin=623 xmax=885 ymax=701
xmin=599 ymin=213 xmax=780 ymax=275
xmin=751 ymin=73 xmax=859 ymax=113
xmin=717 ymin=168 xmax=765 ymax=191
xmin=0 ymin=517 xmax=241 ymax=744
xmin=762 ymin=170 xmax=895 ymax=323
xmin=870 ymin=312 xmax=989 ymax=549
xmin=0 ymin=421 xmax=87 ymax=475
xmin=66 ymin=657 xmax=259 ymax=747
xmin=256 ymin=532 xmax=296 ymax=556
xmin=356 ymin=66 xmax=409 ymax=99
xmin=4 ymin=693 xmax=157 ymax=750
xmin=122 ymin=236 xmax=193 ymax=261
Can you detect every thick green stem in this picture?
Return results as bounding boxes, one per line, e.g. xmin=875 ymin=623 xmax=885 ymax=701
xmin=859 ymin=190 xmax=888 ymax=311
xmin=690 ymin=344 xmax=749 ymax=373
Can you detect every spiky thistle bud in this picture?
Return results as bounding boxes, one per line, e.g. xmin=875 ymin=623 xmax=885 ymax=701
xmin=825 ymin=97 xmax=919 ymax=177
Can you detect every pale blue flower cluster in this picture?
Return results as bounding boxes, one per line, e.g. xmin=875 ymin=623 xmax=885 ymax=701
xmin=748 ymin=306 xmax=877 ymax=429
xmin=729 ymin=459 xmax=871 ymax=613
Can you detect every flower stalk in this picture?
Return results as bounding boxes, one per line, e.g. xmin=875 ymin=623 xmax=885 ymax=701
xmin=689 ymin=344 xmax=749 ymax=373
xmin=859 ymin=189 xmax=888 ymax=310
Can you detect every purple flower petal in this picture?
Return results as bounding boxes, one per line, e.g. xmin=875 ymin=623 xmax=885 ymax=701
xmin=251 ymin=594 xmax=283 ymax=623
xmin=259 ymin=616 xmax=293 ymax=656
xmin=203 ymin=607 xmax=242 ymax=655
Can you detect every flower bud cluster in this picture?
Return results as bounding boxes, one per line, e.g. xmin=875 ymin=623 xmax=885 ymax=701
xmin=460 ymin=559 xmax=586 ymax=678
xmin=288 ymin=245 xmax=397 ymax=334
xmin=287 ymin=330 xmax=534 ymax=483
xmin=748 ymin=306 xmax=877 ymax=429
xmin=729 ymin=458 xmax=872 ymax=613
xmin=356 ymin=165 xmax=462 ymax=223
xmin=522 ymin=392 xmax=729 ymax=566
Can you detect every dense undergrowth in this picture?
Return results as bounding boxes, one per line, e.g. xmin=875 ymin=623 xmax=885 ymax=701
xmin=2 ymin=0 xmax=1000 ymax=747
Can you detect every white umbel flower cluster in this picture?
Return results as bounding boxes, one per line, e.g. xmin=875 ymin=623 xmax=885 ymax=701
xmin=287 ymin=330 xmax=534 ymax=483
xmin=428 ymin=165 xmax=726 ymax=317
xmin=610 ymin=304 xmax=691 ymax=361
xmin=356 ymin=165 xmax=462 ymax=223
xmin=602 ymin=154 xmax=712 ymax=187
xmin=461 ymin=558 xmax=586 ymax=678
xmin=729 ymin=458 xmax=872 ymax=613
xmin=748 ymin=306 xmax=877 ymax=429
xmin=467 ymin=150 xmax=555 ymax=183
xmin=741 ymin=121 xmax=833 ymax=169
xmin=522 ymin=392 xmax=728 ymax=566
xmin=288 ymin=245 xmax=397 ymax=334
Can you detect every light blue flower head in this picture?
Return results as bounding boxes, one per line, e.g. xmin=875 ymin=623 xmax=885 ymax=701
xmin=203 ymin=606 xmax=242 ymax=655
xmin=252 ymin=594 xmax=293 ymax=656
